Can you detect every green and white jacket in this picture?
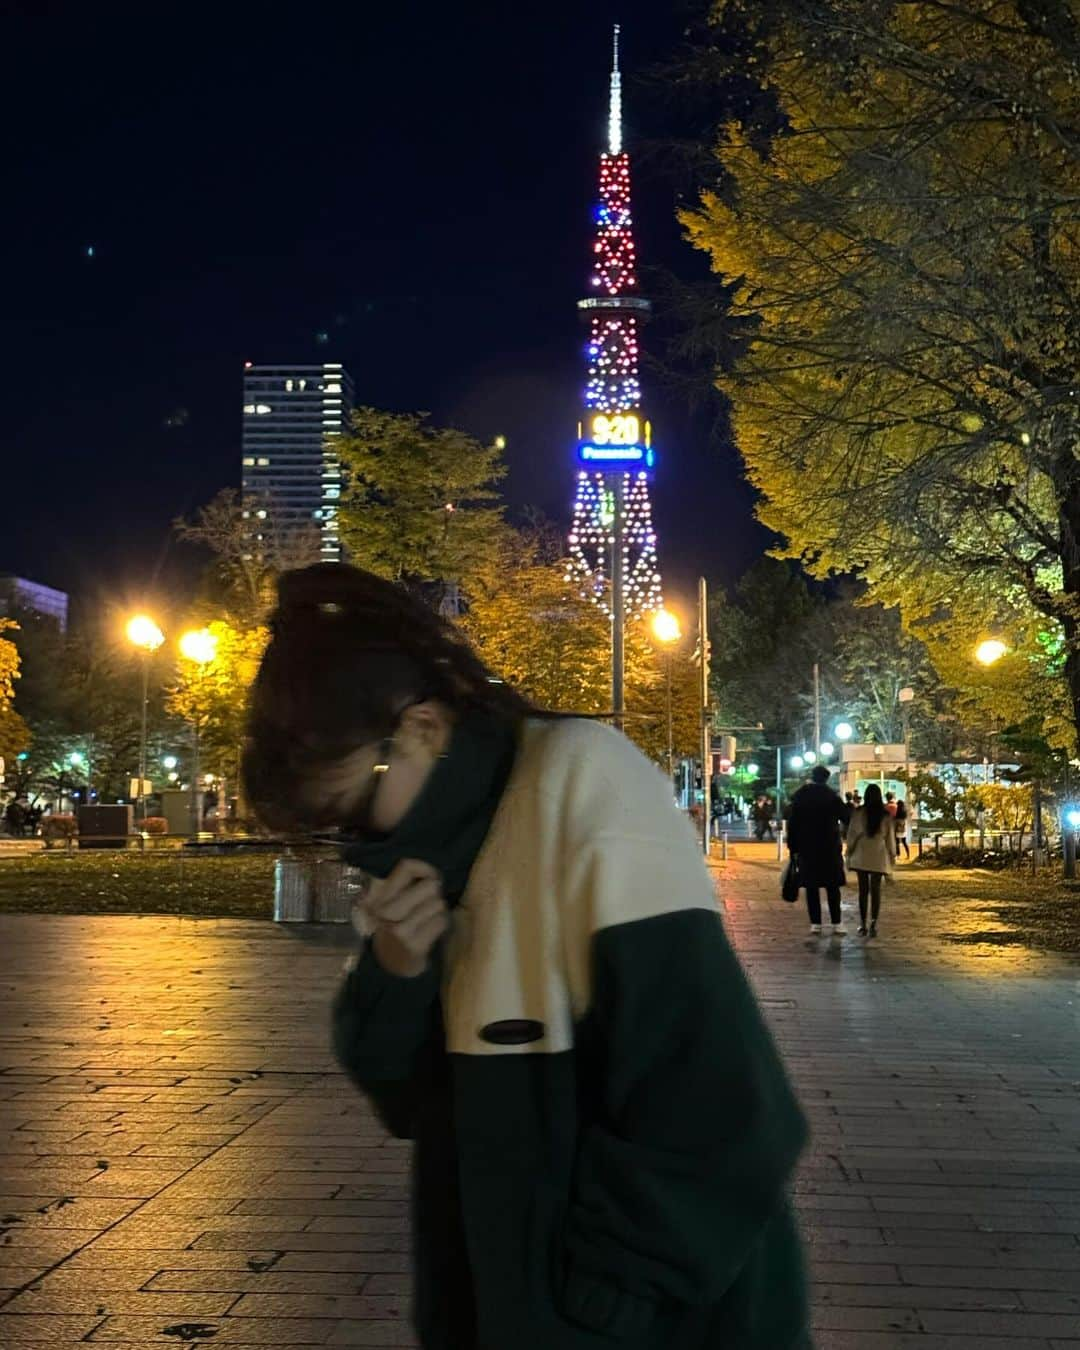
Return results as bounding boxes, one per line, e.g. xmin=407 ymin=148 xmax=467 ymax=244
xmin=332 ymin=718 xmax=811 ymax=1350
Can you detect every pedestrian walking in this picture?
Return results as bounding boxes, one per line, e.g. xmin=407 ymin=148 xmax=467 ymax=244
xmin=751 ymin=795 xmax=769 ymax=840
xmin=4 ymin=798 xmax=26 ymax=838
xmin=243 ymin=564 xmax=811 ymax=1350
xmin=894 ymin=796 xmax=910 ymax=859
xmin=847 ymin=784 xmax=896 ymax=937
xmin=786 ymin=764 xmax=848 ymax=937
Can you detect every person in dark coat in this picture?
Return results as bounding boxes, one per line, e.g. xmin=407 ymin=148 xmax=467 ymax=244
xmin=786 ymin=765 xmax=848 ymax=937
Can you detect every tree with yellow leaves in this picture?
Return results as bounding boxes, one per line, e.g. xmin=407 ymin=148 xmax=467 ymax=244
xmin=461 ymin=524 xmax=700 ymax=764
xmin=681 ymin=0 xmax=1080 ymax=751
xmin=338 ymin=408 xmax=507 ymax=606
xmin=166 ymin=621 xmax=268 ymax=790
xmin=0 ymin=619 xmax=30 ymax=765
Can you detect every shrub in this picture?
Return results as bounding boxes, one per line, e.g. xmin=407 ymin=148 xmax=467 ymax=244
xmin=912 ymin=845 xmax=1015 ymax=871
xmin=41 ymin=815 xmax=77 ymax=849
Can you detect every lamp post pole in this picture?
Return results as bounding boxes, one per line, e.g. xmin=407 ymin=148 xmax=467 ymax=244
xmin=190 ymin=717 xmax=202 ymax=838
xmin=126 ymin=616 xmax=164 ymax=829
xmin=611 ymin=477 xmax=626 ymax=734
xmin=665 ymin=649 xmax=674 ymax=783
xmin=650 ymin=608 xmax=683 ymax=798
xmin=698 ymin=578 xmax=710 ymax=856
xmin=138 ymin=655 xmax=150 ymax=826
xmin=178 ymin=628 xmax=219 ymax=840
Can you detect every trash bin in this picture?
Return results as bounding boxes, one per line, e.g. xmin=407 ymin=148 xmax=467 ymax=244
xmin=314 ymin=859 xmax=354 ymax=924
xmin=273 ymin=855 xmax=312 ymax=922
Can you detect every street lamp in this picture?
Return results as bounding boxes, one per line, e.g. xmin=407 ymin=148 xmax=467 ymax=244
xmin=126 ymin=614 xmax=165 ymax=826
xmin=179 ymin=628 xmax=218 ymax=835
xmin=179 ymin=628 xmax=218 ymax=665
xmin=819 ymin=741 xmax=834 ymax=757
xmin=746 ymin=762 xmax=760 ymax=777
xmin=898 ymin=684 xmax=915 ymax=791
xmin=790 ymin=754 xmax=805 ymax=771
xmin=60 ymin=751 xmax=86 ymax=814
xmin=834 ymin=721 xmax=854 ymax=742
xmin=162 ymin=756 xmax=178 ymax=771
xmin=651 ymin=608 xmax=682 ymax=782
xmin=803 ymin=750 xmax=817 ymax=764
xmin=975 ymin=638 xmax=1007 ymax=666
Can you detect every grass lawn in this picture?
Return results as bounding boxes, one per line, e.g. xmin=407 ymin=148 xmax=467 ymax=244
xmin=4 ymin=848 xmax=1079 ymax=956
xmin=0 ymin=850 xmax=277 ymax=918
xmin=901 ymin=864 xmax=1080 ymax=955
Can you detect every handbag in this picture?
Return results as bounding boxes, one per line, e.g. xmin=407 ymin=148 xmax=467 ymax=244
xmin=781 ymin=856 xmax=800 ymax=904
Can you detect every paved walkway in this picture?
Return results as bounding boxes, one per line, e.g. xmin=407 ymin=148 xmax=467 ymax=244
xmin=0 ymin=858 xmax=1077 ymax=1347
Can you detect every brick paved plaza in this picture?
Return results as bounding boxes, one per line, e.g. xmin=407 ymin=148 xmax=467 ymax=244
xmin=0 ymin=851 xmax=1078 ymax=1347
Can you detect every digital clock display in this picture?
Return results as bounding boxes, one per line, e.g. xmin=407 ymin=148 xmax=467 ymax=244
xmin=590 ymin=413 xmax=642 ymax=446
xmin=576 ymin=412 xmax=655 ymax=471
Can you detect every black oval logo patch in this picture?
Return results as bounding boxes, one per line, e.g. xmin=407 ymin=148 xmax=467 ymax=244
xmin=479 ymin=1019 xmax=545 ymax=1046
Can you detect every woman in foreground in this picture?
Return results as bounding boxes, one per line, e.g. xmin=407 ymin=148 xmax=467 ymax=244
xmin=244 ymin=564 xmax=812 ymax=1350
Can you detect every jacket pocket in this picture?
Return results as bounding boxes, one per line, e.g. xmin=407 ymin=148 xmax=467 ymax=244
xmin=560 ymin=1265 xmax=657 ymax=1341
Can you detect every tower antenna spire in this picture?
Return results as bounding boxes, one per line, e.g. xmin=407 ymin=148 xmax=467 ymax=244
xmin=608 ymin=23 xmax=622 ymax=155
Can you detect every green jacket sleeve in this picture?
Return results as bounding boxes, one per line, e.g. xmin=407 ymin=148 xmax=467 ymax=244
xmin=562 ymin=906 xmax=808 ymax=1332
xmin=330 ymin=942 xmax=440 ymax=1140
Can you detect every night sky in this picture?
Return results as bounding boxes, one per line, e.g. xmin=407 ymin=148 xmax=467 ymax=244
xmin=2 ymin=0 xmax=768 ymax=622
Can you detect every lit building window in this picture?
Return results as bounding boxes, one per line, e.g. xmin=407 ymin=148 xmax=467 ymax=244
xmin=257 ymin=457 xmax=270 ymax=466
xmin=255 ymin=403 xmax=272 ymax=414
xmin=325 ymin=382 xmax=341 ymax=392
xmin=242 ymin=457 xmax=255 ymax=466
xmin=256 ymin=509 xmax=267 ymax=519
xmin=325 ymin=486 xmax=341 ymax=499
xmin=284 ymin=379 xmax=294 ymax=391
xmin=243 ymin=404 xmax=256 ymax=414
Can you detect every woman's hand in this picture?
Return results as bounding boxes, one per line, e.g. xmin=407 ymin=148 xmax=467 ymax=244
xmin=366 ymin=859 xmax=449 ymax=979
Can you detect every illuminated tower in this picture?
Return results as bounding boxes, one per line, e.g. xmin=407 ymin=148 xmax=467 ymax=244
xmin=567 ymin=26 xmax=662 ymax=718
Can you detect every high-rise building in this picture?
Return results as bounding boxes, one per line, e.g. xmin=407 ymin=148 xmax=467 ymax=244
xmin=566 ymin=28 xmax=663 ymax=714
xmin=0 ymin=576 xmax=69 ymax=631
xmin=240 ymin=362 xmax=355 ymax=563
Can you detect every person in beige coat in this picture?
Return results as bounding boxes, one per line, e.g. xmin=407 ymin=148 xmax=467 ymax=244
xmin=845 ymin=783 xmax=895 ymax=937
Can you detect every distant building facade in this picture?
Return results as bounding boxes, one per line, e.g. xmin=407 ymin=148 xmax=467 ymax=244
xmin=0 ymin=576 xmax=69 ymax=631
xmin=240 ymin=362 xmax=355 ymax=563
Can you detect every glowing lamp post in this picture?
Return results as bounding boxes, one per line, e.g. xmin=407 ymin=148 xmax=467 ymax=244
xmin=975 ymin=638 xmax=1008 ymax=666
xmin=126 ymin=614 xmax=165 ymax=826
xmin=179 ymin=628 xmax=218 ymax=835
xmin=651 ymin=608 xmax=682 ymax=782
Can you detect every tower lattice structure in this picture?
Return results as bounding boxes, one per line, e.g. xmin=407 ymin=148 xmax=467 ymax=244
xmin=567 ymin=27 xmax=662 ymax=623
